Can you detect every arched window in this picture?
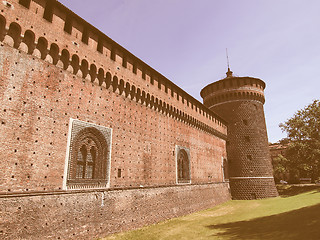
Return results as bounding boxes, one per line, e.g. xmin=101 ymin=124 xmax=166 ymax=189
xmin=66 ymin=122 xmax=111 ymax=189
xmin=176 ymin=147 xmax=191 ymax=184
xmin=75 ymin=141 xmax=97 ymax=179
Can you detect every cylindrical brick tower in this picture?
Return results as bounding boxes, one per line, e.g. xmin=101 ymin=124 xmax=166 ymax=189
xmin=201 ymin=68 xmax=278 ymax=199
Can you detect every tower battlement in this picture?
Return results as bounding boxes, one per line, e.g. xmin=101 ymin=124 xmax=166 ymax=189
xmin=201 ymin=76 xmax=266 ymax=106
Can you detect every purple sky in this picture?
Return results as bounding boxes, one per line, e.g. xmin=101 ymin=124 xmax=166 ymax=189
xmin=58 ymin=0 xmax=320 ymax=143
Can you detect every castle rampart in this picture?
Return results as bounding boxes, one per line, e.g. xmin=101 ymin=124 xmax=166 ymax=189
xmin=0 ymin=1 xmax=231 ymax=239
xmin=0 ymin=0 xmax=227 ymax=132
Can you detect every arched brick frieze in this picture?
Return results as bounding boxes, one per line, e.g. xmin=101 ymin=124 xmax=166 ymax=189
xmin=173 ymin=107 xmax=177 ymax=118
xmin=186 ymin=115 xmax=190 ymax=125
xmin=0 ymin=14 xmax=227 ymax=139
xmin=130 ymin=85 xmax=136 ymax=101
xmin=5 ymin=22 xmax=21 ymax=48
xmin=168 ymin=105 xmax=172 ymax=117
xmin=80 ymin=59 xmax=89 ymax=79
xmin=159 ymin=100 xmax=163 ymax=112
xmin=146 ymin=93 xmax=151 ymax=107
xmin=49 ymin=43 xmax=59 ymax=65
xmin=154 ymin=98 xmax=158 ymax=111
xmin=119 ymin=79 xmax=125 ymax=95
xmin=125 ymin=82 xmax=131 ymax=98
xmin=0 ymin=2 xmax=223 ymax=129
xmin=112 ymin=76 xmax=118 ymax=93
xmin=136 ymin=88 xmax=141 ymax=103
xmin=89 ymin=64 xmax=97 ymax=83
xmin=71 ymin=54 xmax=80 ymax=75
xmin=191 ymin=116 xmax=195 ymax=126
xmin=164 ymin=103 xmax=170 ymax=115
xmin=141 ymin=90 xmax=146 ymax=105
xmin=182 ymin=112 xmax=186 ymax=123
xmin=0 ymin=14 xmax=6 ymax=41
xmin=97 ymin=68 xmax=105 ymax=86
xmin=150 ymin=95 xmax=154 ymax=108
xmin=105 ymin=72 xmax=112 ymax=89
xmin=20 ymin=30 xmax=35 ymax=54
xmin=35 ymin=37 xmax=48 ymax=60
xmin=162 ymin=101 xmax=166 ymax=114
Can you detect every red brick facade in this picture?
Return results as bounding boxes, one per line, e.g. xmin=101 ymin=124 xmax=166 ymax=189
xmin=0 ymin=0 xmax=230 ymax=239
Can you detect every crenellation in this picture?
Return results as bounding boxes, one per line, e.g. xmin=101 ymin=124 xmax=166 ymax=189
xmin=6 ymin=0 xmax=224 ymax=125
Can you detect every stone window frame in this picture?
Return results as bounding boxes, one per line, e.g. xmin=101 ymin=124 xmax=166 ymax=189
xmin=222 ymin=157 xmax=229 ymax=182
xmin=63 ymin=119 xmax=112 ymax=190
xmin=175 ymin=145 xmax=191 ymax=184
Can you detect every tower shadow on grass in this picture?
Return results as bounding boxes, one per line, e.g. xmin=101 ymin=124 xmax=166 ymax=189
xmin=207 ymin=203 xmax=320 ymax=240
xmin=277 ymin=185 xmax=320 ymax=197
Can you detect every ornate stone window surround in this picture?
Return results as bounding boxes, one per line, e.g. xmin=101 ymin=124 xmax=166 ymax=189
xmin=63 ymin=119 xmax=112 ymax=190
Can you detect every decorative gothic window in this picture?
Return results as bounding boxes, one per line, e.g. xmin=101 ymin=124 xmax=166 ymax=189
xmin=65 ymin=119 xmax=112 ymax=190
xmin=176 ymin=146 xmax=191 ymax=184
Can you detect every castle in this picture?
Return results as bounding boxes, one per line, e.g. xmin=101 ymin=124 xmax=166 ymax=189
xmin=0 ymin=0 xmax=277 ymax=239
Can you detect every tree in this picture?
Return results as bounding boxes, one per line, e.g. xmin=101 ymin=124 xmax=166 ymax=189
xmin=272 ymin=154 xmax=290 ymax=182
xmin=279 ymin=99 xmax=320 ymax=182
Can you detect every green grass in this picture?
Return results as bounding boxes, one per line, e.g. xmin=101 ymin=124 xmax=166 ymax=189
xmin=101 ymin=185 xmax=320 ymax=240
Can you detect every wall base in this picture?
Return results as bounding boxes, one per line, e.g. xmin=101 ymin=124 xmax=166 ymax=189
xmin=230 ymin=178 xmax=278 ymax=200
xmin=0 ymin=183 xmax=230 ymax=240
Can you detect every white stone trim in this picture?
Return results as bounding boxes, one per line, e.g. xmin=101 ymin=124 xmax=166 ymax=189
xmin=62 ymin=118 xmax=74 ymax=190
xmin=229 ymin=176 xmax=274 ymax=179
xmin=63 ymin=118 xmax=112 ymax=190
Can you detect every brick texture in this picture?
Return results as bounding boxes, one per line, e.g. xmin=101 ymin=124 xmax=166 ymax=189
xmin=0 ymin=1 xmax=231 ymax=239
xmin=0 ymin=183 xmax=230 ymax=240
xmin=201 ymin=76 xmax=279 ymax=199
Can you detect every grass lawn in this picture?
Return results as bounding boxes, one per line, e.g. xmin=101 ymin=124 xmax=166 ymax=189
xmin=101 ymin=185 xmax=320 ymax=240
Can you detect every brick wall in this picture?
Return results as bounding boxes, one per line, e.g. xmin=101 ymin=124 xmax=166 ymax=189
xmin=0 ymin=1 xmax=231 ymax=239
xmin=0 ymin=40 xmax=227 ymax=194
xmin=0 ymin=183 xmax=230 ymax=240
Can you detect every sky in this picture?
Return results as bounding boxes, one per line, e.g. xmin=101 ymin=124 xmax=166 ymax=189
xmin=58 ymin=0 xmax=320 ymax=143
